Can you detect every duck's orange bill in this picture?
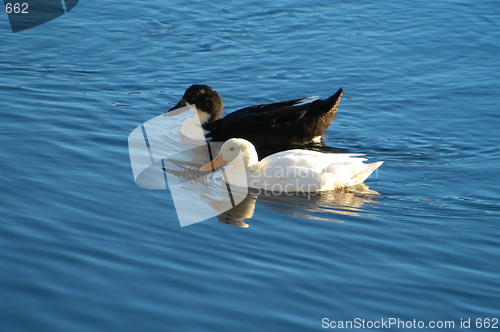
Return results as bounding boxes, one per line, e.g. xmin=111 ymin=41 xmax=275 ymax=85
xmin=200 ymin=154 xmax=228 ymax=171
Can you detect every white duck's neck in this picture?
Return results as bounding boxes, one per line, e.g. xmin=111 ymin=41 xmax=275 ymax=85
xmin=223 ymin=147 xmax=259 ymax=188
xmin=238 ymin=142 xmax=260 ymax=169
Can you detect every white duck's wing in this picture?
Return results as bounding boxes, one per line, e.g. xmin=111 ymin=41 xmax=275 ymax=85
xmin=248 ymin=150 xmax=323 ymax=191
xmin=248 ymin=149 xmax=383 ymax=191
xmin=323 ymin=158 xmax=383 ymax=188
xmin=349 ymin=161 xmax=384 ymax=186
xmin=257 ymin=150 xmax=332 ymax=175
xmin=250 ymin=150 xmax=355 ymax=191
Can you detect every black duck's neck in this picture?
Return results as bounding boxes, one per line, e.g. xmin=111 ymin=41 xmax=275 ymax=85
xmin=196 ymin=110 xmax=213 ymax=125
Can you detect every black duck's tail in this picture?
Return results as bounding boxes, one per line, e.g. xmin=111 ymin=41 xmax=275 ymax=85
xmin=308 ymin=87 xmax=344 ymax=117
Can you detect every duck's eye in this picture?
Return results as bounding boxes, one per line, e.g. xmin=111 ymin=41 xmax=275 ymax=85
xmin=230 ymin=148 xmax=235 ymax=151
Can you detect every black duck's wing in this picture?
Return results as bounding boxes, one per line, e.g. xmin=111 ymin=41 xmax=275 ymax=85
xmin=203 ymin=98 xmax=306 ymax=132
xmin=206 ymin=99 xmax=313 ymax=144
xmin=206 ymin=89 xmax=343 ymax=147
xmin=220 ymin=98 xmax=311 ymax=126
xmin=232 ymin=97 xmax=307 ymax=115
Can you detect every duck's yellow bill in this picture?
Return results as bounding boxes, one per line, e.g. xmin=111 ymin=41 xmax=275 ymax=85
xmin=200 ymin=154 xmax=228 ymax=171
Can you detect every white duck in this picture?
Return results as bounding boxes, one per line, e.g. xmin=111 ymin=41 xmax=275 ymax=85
xmin=200 ymin=138 xmax=383 ymax=192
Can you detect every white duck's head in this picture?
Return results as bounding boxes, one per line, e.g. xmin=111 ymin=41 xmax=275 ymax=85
xmin=200 ymin=138 xmax=259 ymax=171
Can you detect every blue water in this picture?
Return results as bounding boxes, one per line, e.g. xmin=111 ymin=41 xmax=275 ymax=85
xmin=1 ymin=1 xmax=500 ymax=331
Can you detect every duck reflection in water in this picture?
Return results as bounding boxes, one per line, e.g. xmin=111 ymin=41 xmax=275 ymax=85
xmin=216 ymin=185 xmax=381 ymax=228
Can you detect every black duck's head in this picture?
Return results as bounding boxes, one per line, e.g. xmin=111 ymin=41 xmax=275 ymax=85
xmin=166 ymin=84 xmax=223 ymax=123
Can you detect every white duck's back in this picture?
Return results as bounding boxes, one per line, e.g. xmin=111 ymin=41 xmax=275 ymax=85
xmin=248 ymin=149 xmax=382 ymax=191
